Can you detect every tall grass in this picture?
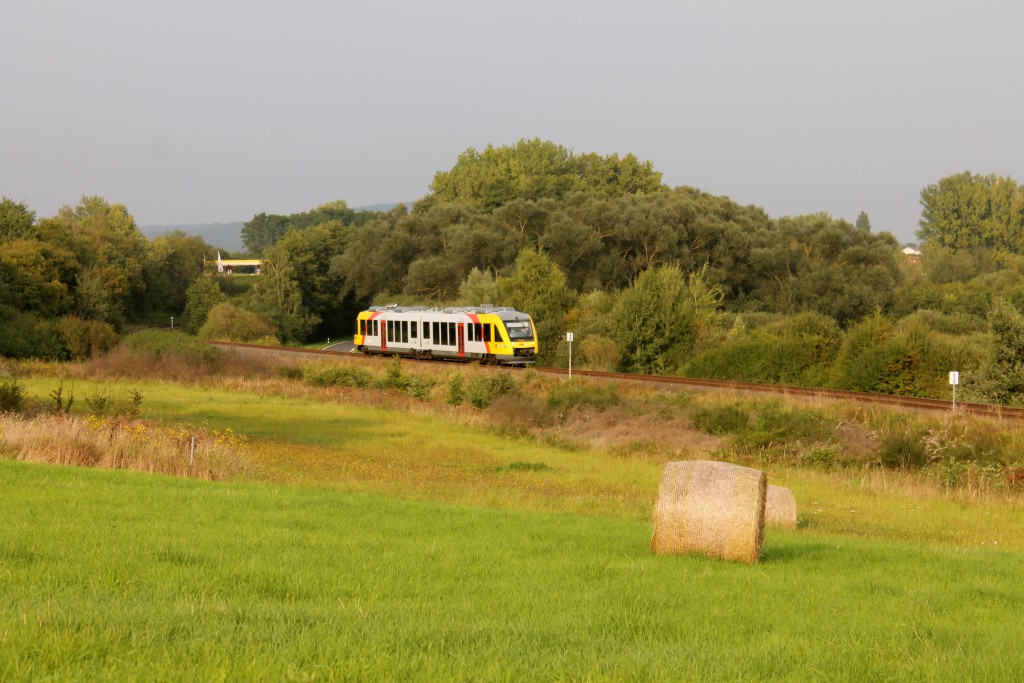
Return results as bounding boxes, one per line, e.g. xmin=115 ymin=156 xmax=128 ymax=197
xmin=0 ymin=413 xmax=246 ymax=480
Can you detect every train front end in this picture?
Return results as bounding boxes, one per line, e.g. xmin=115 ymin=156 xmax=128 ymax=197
xmin=484 ymin=309 xmax=538 ymax=365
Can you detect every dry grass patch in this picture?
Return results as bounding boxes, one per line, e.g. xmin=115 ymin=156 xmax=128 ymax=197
xmin=0 ymin=413 xmax=247 ymax=480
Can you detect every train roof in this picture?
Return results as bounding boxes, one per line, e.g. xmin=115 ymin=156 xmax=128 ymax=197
xmin=366 ymin=304 xmax=529 ymax=319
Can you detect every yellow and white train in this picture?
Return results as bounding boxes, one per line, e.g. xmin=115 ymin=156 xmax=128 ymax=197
xmin=355 ymin=305 xmax=537 ymax=365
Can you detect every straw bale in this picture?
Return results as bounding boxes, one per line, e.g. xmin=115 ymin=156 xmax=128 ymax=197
xmin=765 ymin=484 xmax=798 ymax=529
xmin=651 ymin=460 xmax=766 ymax=564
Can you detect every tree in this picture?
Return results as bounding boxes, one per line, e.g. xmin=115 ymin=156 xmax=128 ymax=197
xmin=856 ymin=211 xmax=872 ymax=232
xmin=0 ymin=239 xmax=77 ymax=316
xmin=143 ymin=230 xmax=216 ymax=315
xmin=747 ymin=214 xmax=902 ymax=325
xmin=246 ymin=252 xmax=320 ymax=343
xmin=967 ymin=300 xmax=1024 ymax=405
xmin=611 ymin=264 xmax=720 ymax=374
xmin=917 ymin=172 xmax=1024 ymax=254
xmin=183 ymin=278 xmax=227 ymax=334
xmin=422 ymin=138 xmax=665 ymax=211
xmin=241 ymin=213 xmax=290 ymax=255
xmin=272 ymin=221 xmax=360 ymax=338
xmin=36 ymin=196 xmax=148 ymax=322
xmin=457 ymin=268 xmax=500 ymax=307
xmin=0 ymin=197 xmax=36 ymax=241
xmin=497 ymin=249 xmax=576 ymax=364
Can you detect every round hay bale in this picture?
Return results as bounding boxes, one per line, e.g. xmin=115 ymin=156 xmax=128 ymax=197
xmin=765 ymin=484 xmax=798 ymax=529
xmin=651 ymin=460 xmax=766 ymax=564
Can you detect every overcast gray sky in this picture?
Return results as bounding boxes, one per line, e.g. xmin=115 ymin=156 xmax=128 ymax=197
xmin=2 ymin=0 xmax=1022 ymax=243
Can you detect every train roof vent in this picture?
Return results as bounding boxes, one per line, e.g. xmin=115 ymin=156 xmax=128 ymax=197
xmin=384 ymin=303 xmax=398 ymax=309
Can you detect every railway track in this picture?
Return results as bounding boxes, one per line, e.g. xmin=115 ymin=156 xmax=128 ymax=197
xmin=211 ymin=341 xmax=1024 ymax=420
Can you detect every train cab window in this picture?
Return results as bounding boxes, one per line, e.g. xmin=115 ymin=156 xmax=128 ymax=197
xmin=505 ymin=321 xmax=533 ymax=341
xmin=359 ymin=320 xmax=365 ymax=336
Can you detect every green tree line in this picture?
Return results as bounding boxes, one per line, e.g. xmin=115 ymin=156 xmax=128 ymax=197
xmin=4 ymin=139 xmax=1024 ymax=404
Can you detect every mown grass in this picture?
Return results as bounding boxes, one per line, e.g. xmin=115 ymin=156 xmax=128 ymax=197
xmin=2 ymin=460 xmax=1023 ymax=682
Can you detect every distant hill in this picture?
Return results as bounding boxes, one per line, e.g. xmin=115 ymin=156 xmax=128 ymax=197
xmin=140 ymin=203 xmax=409 ymax=254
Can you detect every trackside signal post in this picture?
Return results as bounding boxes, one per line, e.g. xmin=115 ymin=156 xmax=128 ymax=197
xmin=950 ymin=371 xmax=960 ymax=413
xmin=567 ymin=332 xmax=574 ymax=378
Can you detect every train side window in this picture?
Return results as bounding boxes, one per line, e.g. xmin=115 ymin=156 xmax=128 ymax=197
xmin=448 ymin=322 xmax=456 ymax=345
xmin=474 ymin=323 xmax=482 ymax=341
xmin=389 ymin=320 xmax=395 ymax=342
xmin=483 ymin=324 xmax=492 ymax=342
xmin=411 ymin=321 xmax=417 ymax=339
xmin=423 ymin=322 xmax=430 ymax=339
xmin=440 ymin=322 xmax=448 ymax=346
xmin=402 ymin=321 xmax=409 ymax=343
xmin=433 ymin=321 xmax=440 ymax=343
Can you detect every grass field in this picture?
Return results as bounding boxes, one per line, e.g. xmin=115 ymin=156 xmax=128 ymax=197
xmin=3 ymin=460 xmax=1023 ymax=681
xmin=3 ymin=366 xmax=1024 ymax=679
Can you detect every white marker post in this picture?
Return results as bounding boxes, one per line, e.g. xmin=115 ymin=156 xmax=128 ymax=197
xmin=949 ymin=371 xmax=960 ymax=413
xmin=566 ymin=332 xmax=574 ymax=378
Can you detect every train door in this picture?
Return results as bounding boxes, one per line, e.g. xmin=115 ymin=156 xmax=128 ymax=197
xmin=380 ymin=318 xmax=388 ymax=353
xmin=457 ymin=323 xmax=465 ymax=358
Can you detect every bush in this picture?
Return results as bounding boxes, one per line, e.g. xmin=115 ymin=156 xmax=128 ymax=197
xmin=446 ymin=374 xmax=464 ymax=407
xmin=465 ymin=372 xmax=517 ymax=409
xmin=690 ymin=404 xmax=749 ymax=435
xmin=303 ymin=363 xmax=373 ymax=389
xmin=877 ymin=424 xmax=931 ymax=469
xmin=57 ymin=315 xmax=120 ymax=360
xmin=546 ymin=380 xmax=619 ymax=413
xmin=0 ymin=306 xmax=67 ymax=360
xmin=123 ymin=330 xmax=220 ymax=364
xmin=579 ymin=335 xmax=620 ymax=372
xmin=684 ymin=312 xmax=840 ymax=386
xmin=277 ymin=365 xmax=303 ymax=380
xmin=197 ymin=302 xmax=278 ymax=343
xmin=85 ymin=388 xmax=143 ymax=419
xmin=0 ymin=378 xmax=26 ymax=413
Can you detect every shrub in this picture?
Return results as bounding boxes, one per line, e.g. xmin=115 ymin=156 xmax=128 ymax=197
xmin=84 ymin=388 xmax=143 ymax=419
xmin=546 ymin=380 xmax=619 ymax=413
xmin=303 ymin=363 xmax=373 ymax=389
xmin=197 ymin=302 xmax=278 ymax=343
xmin=0 ymin=378 xmax=26 ymax=413
xmin=877 ymin=424 xmax=931 ymax=469
xmin=445 ymin=374 xmax=464 ymax=407
xmin=0 ymin=306 xmax=67 ymax=360
xmin=277 ymin=365 xmax=303 ymax=380
xmin=580 ymin=335 xmax=620 ymax=372
xmin=57 ymin=315 xmax=120 ymax=360
xmin=123 ymin=330 xmax=220 ymax=364
xmin=690 ymin=404 xmax=749 ymax=435
xmin=465 ymin=372 xmax=517 ymax=409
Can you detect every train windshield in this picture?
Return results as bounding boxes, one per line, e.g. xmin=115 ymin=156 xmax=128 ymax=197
xmin=504 ymin=321 xmax=534 ymax=341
